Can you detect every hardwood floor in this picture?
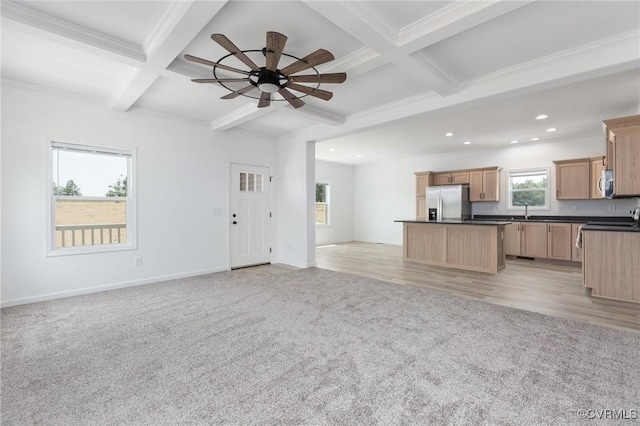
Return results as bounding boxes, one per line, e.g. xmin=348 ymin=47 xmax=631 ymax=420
xmin=314 ymin=242 xmax=640 ymax=332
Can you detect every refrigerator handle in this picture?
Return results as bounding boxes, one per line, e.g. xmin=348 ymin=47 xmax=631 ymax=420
xmin=437 ymin=196 xmax=442 ymax=221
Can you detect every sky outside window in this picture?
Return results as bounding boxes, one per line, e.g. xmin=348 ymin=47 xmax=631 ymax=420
xmin=52 ymin=149 xmax=128 ymax=197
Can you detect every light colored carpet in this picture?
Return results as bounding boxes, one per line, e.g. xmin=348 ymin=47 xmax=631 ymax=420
xmin=1 ymin=268 xmax=639 ymax=425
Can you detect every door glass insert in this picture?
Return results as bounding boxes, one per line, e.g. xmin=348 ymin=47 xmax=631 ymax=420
xmin=239 ymin=172 xmax=264 ymax=193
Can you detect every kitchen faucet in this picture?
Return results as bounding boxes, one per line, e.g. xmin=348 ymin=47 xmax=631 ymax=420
xmin=525 ymin=202 xmax=529 ymax=220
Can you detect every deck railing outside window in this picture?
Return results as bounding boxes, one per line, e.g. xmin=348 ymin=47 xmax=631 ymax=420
xmin=55 ymin=224 xmax=126 ymax=248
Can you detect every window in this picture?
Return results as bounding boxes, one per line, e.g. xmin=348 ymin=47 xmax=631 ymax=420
xmin=239 ymin=172 xmax=263 ymax=192
xmin=315 ymin=183 xmax=329 ymax=225
xmin=507 ymin=168 xmax=549 ymax=210
xmin=49 ymin=141 xmax=136 ymax=255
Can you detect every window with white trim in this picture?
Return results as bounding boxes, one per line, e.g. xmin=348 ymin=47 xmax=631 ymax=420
xmin=315 ymin=183 xmax=329 ymax=225
xmin=506 ymin=168 xmax=549 ymax=210
xmin=49 ymin=142 xmax=136 ymax=255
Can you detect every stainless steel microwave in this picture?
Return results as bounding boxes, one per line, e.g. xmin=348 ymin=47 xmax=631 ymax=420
xmin=602 ymin=169 xmax=614 ymax=198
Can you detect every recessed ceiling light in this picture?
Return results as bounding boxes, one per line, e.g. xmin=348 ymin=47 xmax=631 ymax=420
xmin=329 ymin=148 xmax=335 ymax=152
xmin=445 ymin=132 xmax=454 ymax=137
xmin=535 ymin=114 xmax=549 ymax=120
xmin=356 ymin=154 xmax=362 ymax=158
xmin=463 ymin=141 xmax=471 ymax=145
xmin=530 ymin=137 xmax=540 ymax=141
xmin=546 ymin=128 xmax=557 ymax=132
xmin=510 ymin=140 xmax=519 ymax=144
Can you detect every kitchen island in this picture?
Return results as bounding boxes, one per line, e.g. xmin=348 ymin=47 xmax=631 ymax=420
xmin=395 ymin=220 xmax=509 ymax=274
xmin=581 ymin=223 xmax=640 ymax=303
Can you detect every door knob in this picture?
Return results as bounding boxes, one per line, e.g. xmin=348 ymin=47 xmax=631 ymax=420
xmin=232 ymin=221 xmax=237 ymax=225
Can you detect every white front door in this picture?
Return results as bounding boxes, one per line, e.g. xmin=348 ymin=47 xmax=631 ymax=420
xmin=230 ymin=163 xmax=271 ymax=268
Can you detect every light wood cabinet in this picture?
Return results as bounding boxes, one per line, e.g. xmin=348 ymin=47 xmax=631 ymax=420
xmin=583 ymin=230 xmax=640 ymax=303
xmin=603 ymin=114 xmax=640 ymax=169
xmin=469 ymin=168 xmax=499 ymax=202
xmin=504 ymin=221 xmax=547 ymax=258
xmin=590 ymin=156 xmax=606 ymax=199
xmin=521 ymin=222 xmax=548 ymax=258
xmin=414 ymin=172 xmax=432 ymax=219
xmin=571 ymin=223 xmax=585 ymax=262
xmin=416 ymin=172 xmax=431 ymax=197
xmin=403 ymin=222 xmax=506 ymax=274
xmin=610 ymin=125 xmax=640 ymax=197
xmin=506 ymin=221 xmax=583 ymax=262
xmin=554 ymin=159 xmax=590 ymax=200
xmin=433 ymin=171 xmax=469 ymax=185
xmin=504 ymin=222 xmax=521 ymax=256
xmin=414 ymin=167 xmax=499 ymax=216
xmin=547 ymin=223 xmax=572 ymax=261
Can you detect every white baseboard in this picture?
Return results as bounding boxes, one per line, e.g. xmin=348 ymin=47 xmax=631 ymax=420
xmin=0 ymin=267 xmax=228 ymax=308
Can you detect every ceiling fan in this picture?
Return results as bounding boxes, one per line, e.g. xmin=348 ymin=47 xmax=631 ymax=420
xmin=184 ymin=31 xmax=346 ymax=109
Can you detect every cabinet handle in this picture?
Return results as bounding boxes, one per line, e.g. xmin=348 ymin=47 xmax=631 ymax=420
xmin=597 ymin=176 xmax=603 ymax=193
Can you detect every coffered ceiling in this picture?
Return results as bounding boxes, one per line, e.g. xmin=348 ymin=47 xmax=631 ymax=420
xmin=2 ymin=1 xmax=639 ymax=164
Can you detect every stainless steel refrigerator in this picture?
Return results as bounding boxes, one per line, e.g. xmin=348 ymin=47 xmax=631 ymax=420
xmin=426 ymin=184 xmax=471 ymax=221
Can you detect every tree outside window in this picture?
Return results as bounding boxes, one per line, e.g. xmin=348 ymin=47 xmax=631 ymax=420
xmin=508 ymin=169 xmax=549 ymax=210
xmin=315 ymin=183 xmax=329 ymax=225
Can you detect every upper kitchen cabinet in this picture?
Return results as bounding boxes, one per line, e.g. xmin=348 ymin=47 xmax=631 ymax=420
xmin=590 ymin=156 xmax=606 ymax=199
xmin=603 ymin=115 xmax=640 ymax=169
xmin=609 ymin=125 xmax=640 ymax=197
xmin=469 ymin=167 xmax=500 ymax=202
xmin=414 ymin=172 xmax=432 ymax=219
xmin=554 ymin=159 xmax=590 ymax=200
xmin=432 ymin=171 xmax=469 ymax=186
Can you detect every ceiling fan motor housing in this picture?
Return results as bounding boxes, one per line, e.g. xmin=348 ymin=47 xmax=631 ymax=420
xmin=255 ymin=68 xmax=284 ymax=93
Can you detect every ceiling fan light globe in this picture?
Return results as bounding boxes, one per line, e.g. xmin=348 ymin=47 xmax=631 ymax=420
xmin=258 ymin=82 xmax=280 ymax=93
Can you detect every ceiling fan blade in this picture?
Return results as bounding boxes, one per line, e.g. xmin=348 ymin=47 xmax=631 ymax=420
xmin=280 ymin=49 xmax=335 ymax=76
xmin=258 ymin=92 xmax=271 ymax=108
xmin=286 ymin=82 xmax=333 ymax=101
xmin=191 ymin=78 xmax=249 ymax=84
xmin=221 ymin=85 xmax=256 ymax=100
xmin=211 ymin=34 xmax=260 ymax=71
xmin=184 ymin=54 xmax=250 ymax=75
xmin=278 ymin=88 xmax=305 ymax=109
xmin=289 ymin=72 xmax=347 ymax=84
xmin=266 ymin=31 xmax=287 ymax=72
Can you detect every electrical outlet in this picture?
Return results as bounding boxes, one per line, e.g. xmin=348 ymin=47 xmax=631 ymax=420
xmin=609 ymin=204 xmax=616 ymax=212
xmin=557 ymin=204 xmax=563 ymax=212
xmin=135 ymin=257 xmax=142 ymax=267
xmin=213 ymin=208 xmax=222 ymax=216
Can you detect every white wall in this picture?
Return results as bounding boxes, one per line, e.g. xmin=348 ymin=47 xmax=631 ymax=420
xmin=315 ymin=160 xmax=354 ymax=245
xmin=1 ymin=83 xmax=280 ymax=306
xmin=353 ymin=135 xmax=639 ymax=245
xmin=276 ymin=139 xmax=316 ymax=268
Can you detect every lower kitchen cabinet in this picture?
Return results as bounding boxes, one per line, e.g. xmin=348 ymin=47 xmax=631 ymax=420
xmin=547 ymin=223 xmax=572 ymax=260
xmin=504 ymin=223 xmax=521 ymax=256
xmin=504 ymin=221 xmax=548 ymax=258
xmin=521 ymin=222 xmax=548 ymax=258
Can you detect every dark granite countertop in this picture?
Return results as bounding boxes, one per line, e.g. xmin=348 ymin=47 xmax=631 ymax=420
xmin=395 ymin=219 xmax=510 ymax=226
xmin=581 ymin=223 xmax=640 ymax=233
xmin=473 ymin=215 xmax=636 ymax=225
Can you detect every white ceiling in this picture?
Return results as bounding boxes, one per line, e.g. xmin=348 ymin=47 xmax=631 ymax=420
xmin=2 ymin=1 xmax=639 ymax=165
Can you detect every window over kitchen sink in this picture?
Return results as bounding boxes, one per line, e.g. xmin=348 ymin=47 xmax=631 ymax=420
xmin=507 ymin=168 xmax=549 ymax=210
